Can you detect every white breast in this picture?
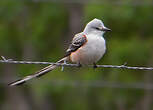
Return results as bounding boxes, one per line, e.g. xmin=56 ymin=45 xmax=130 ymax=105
xmin=71 ymin=34 xmax=106 ymax=65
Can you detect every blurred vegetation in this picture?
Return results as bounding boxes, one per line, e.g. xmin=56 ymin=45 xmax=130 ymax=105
xmin=0 ymin=0 xmax=153 ymax=110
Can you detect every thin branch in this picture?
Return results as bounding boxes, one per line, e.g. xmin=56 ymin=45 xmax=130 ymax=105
xmin=0 ymin=56 xmax=153 ymax=70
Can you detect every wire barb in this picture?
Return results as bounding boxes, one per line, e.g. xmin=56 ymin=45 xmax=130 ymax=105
xmin=1 ymin=56 xmax=12 ymax=61
xmin=0 ymin=57 xmax=153 ymax=70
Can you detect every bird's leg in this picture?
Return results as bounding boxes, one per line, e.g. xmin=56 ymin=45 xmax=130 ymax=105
xmin=61 ymin=60 xmax=67 ymax=71
xmin=93 ymin=62 xmax=97 ymax=69
xmin=77 ymin=62 xmax=82 ymax=68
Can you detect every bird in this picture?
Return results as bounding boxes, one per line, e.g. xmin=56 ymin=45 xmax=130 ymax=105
xmin=9 ymin=18 xmax=111 ymax=86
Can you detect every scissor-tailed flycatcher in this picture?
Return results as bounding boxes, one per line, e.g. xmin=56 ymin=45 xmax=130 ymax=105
xmin=9 ymin=18 xmax=111 ymax=86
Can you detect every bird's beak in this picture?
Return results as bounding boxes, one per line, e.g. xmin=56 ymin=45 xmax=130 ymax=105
xmin=101 ymin=27 xmax=111 ymax=32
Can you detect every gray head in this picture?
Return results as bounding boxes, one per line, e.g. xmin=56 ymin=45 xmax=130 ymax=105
xmin=83 ymin=18 xmax=111 ymax=35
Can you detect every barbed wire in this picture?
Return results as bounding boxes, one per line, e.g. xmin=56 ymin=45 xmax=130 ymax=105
xmin=0 ymin=56 xmax=153 ymax=70
xmin=1 ymin=56 xmax=153 ymax=89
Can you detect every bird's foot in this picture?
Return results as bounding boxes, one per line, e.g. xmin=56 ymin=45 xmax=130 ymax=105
xmin=77 ymin=62 xmax=82 ymax=68
xmin=61 ymin=60 xmax=67 ymax=71
xmin=93 ymin=63 xmax=97 ymax=69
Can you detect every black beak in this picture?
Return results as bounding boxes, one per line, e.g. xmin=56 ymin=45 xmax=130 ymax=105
xmin=102 ymin=27 xmax=111 ymax=32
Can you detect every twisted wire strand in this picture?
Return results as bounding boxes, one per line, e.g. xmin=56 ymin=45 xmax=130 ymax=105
xmin=0 ymin=56 xmax=153 ymax=70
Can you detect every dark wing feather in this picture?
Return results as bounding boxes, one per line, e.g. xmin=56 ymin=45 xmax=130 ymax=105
xmin=65 ymin=33 xmax=87 ymax=57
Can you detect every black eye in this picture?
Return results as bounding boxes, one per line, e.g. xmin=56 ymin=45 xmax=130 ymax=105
xmin=95 ymin=27 xmax=100 ymax=30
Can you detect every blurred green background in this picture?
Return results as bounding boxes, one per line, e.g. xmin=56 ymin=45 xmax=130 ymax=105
xmin=0 ymin=0 xmax=153 ymax=110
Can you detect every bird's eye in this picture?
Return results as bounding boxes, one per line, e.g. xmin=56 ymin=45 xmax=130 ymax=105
xmin=95 ymin=27 xmax=100 ymax=30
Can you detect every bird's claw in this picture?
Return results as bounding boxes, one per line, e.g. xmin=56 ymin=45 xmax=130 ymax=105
xmin=61 ymin=60 xmax=67 ymax=71
xmin=93 ymin=63 xmax=97 ymax=69
xmin=77 ymin=62 xmax=82 ymax=68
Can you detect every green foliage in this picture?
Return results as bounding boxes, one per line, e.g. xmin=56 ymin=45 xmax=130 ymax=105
xmin=0 ymin=1 xmax=153 ymax=110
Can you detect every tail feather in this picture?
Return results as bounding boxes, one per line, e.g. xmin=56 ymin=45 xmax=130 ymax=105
xmin=8 ymin=57 xmax=68 ymax=86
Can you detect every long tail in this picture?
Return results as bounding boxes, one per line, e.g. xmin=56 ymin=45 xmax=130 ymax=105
xmin=8 ymin=57 xmax=68 ymax=86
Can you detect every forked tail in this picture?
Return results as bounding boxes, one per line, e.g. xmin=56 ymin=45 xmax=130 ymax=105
xmin=8 ymin=57 xmax=68 ymax=86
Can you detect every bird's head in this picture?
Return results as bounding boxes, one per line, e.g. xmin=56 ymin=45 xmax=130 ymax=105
xmin=83 ymin=18 xmax=111 ymax=36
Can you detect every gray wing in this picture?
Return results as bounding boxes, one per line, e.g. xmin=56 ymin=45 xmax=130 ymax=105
xmin=65 ymin=33 xmax=87 ymax=57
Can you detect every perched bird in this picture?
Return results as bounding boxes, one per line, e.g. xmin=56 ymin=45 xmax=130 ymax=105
xmin=9 ymin=18 xmax=111 ymax=86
